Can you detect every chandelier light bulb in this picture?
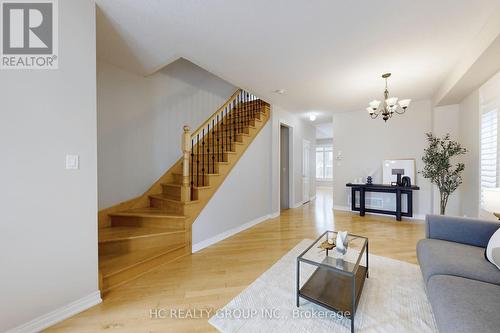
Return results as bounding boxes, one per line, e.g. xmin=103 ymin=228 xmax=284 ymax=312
xmin=309 ymin=114 xmax=317 ymax=121
xmin=369 ymin=100 xmax=381 ymax=110
xmin=399 ymin=99 xmax=411 ymax=109
xmin=385 ymin=97 xmax=398 ymax=108
xmin=366 ymin=107 xmax=374 ymax=115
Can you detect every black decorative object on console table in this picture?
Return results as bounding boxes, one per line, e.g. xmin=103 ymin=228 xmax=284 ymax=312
xmin=346 ymin=183 xmax=420 ymax=221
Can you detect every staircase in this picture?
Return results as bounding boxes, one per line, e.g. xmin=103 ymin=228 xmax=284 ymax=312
xmin=98 ymin=89 xmax=270 ymax=293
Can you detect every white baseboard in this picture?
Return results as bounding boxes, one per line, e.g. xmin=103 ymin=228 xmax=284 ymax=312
xmin=333 ymin=205 xmax=425 ymax=221
xmin=269 ymin=210 xmax=280 ymax=218
xmin=292 ymin=197 xmax=314 ymax=208
xmin=192 ymin=212 xmax=278 ymax=253
xmin=6 ymin=291 xmax=102 ymax=333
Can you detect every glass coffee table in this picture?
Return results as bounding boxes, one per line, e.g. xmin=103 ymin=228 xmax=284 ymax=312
xmin=296 ymin=231 xmax=368 ymax=333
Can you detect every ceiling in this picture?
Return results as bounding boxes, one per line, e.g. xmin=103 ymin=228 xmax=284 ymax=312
xmin=96 ymin=0 xmax=499 ymax=117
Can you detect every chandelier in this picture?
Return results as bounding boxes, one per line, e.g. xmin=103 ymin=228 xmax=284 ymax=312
xmin=366 ymin=73 xmax=411 ymax=122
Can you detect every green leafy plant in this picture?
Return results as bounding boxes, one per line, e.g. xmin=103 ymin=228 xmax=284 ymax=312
xmin=420 ymin=133 xmax=467 ymax=215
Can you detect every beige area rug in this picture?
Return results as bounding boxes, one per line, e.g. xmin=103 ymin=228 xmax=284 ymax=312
xmin=209 ymin=239 xmax=437 ymax=332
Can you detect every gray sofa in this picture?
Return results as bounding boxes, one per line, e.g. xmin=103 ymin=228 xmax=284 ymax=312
xmin=417 ymin=215 xmax=500 ymax=333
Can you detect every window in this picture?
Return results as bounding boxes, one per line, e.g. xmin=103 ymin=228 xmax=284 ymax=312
xmin=480 ymin=108 xmax=498 ymax=206
xmin=316 ymin=145 xmax=333 ymax=180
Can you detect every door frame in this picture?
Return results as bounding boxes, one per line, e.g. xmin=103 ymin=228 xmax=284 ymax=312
xmin=302 ymin=139 xmax=311 ymax=204
xmin=279 ymin=123 xmax=294 ymax=209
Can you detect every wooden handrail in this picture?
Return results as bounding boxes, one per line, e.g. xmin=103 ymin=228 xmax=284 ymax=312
xmin=190 ymin=89 xmax=242 ymax=139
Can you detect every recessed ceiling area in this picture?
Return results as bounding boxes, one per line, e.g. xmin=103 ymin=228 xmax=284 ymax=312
xmin=96 ymin=0 xmax=500 ymax=114
xmin=316 ymin=122 xmax=333 ymax=140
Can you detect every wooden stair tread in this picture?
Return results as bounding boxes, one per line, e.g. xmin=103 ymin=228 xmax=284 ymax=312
xmin=149 ymin=194 xmax=200 ymax=205
xmin=163 ymin=183 xmax=181 ymax=188
xmin=109 ymin=207 xmax=185 ymax=219
xmin=173 ymin=172 xmax=220 ymax=177
xmin=194 ymin=185 xmax=212 ymax=190
xmin=193 ymin=151 xmax=237 ymax=155
xmin=160 ymin=183 xmax=211 ymax=190
xmin=100 ymin=243 xmax=186 ymax=278
xmin=99 ymin=226 xmax=183 ymax=243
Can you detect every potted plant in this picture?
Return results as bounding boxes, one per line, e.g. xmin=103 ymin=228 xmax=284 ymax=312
xmin=420 ymin=133 xmax=466 ymax=215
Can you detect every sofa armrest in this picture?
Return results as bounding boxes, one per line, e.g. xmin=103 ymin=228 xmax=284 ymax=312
xmin=425 ymin=214 xmax=500 ymax=248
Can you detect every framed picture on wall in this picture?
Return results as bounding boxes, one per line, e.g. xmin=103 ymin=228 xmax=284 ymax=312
xmin=382 ymin=159 xmax=416 ymax=185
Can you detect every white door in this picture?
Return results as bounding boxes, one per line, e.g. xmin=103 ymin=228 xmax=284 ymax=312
xmin=302 ymin=140 xmax=310 ymax=203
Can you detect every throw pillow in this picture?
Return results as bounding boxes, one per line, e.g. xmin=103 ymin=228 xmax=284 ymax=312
xmin=486 ymin=228 xmax=500 ymax=270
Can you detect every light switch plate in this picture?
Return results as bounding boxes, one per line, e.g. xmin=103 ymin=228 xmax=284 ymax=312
xmin=66 ymin=154 xmax=79 ymax=170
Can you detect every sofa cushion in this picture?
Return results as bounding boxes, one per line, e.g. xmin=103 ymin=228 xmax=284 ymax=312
xmin=427 ymin=275 xmax=500 ymax=333
xmin=417 ymin=238 xmax=500 ymax=285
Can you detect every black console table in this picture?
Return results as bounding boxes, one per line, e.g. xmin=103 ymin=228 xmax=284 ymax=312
xmin=346 ymin=183 xmax=420 ymax=221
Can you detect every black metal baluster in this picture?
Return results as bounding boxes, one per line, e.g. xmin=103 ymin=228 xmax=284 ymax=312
xmin=202 ymin=128 xmax=205 ymax=186
xmin=233 ymin=98 xmax=236 ymax=140
xmin=240 ymin=93 xmax=243 ymax=133
xmin=246 ymin=92 xmax=249 ymax=128
xmin=212 ymin=119 xmax=215 ymax=174
xmin=222 ymin=108 xmax=226 ymax=155
xmin=196 ymin=134 xmax=199 ymax=188
xmin=226 ymin=102 xmax=234 ymax=151
xmin=255 ymin=96 xmax=257 ymax=120
xmin=233 ymin=99 xmax=237 ymax=144
xmin=191 ymin=139 xmax=194 ymax=200
xmin=251 ymin=95 xmax=255 ymax=121
xmin=248 ymin=92 xmax=251 ymax=127
xmin=236 ymin=94 xmax=240 ymax=134
xmin=241 ymin=91 xmax=244 ymax=131
xmin=217 ymin=114 xmax=220 ymax=162
xmin=207 ymin=123 xmax=211 ymax=175
xmin=245 ymin=92 xmax=248 ymax=128
xmin=224 ymin=103 xmax=231 ymax=152
xmin=243 ymin=91 xmax=246 ymax=129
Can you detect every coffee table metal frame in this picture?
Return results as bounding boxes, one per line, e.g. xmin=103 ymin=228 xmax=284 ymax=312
xmin=296 ymin=231 xmax=368 ymax=333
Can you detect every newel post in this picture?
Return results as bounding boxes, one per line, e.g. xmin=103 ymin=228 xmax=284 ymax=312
xmin=181 ymin=125 xmax=191 ymax=202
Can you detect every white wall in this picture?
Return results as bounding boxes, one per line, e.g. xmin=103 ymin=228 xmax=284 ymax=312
xmin=432 ymin=104 xmax=461 ymax=216
xmin=332 ymin=100 xmax=433 ymax=219
xmin=192 ymin=122 xmax=273 ymax=250
xmin=271 ymin=106 xmax=317 ymax=213
xmin=192 ymin=106 xmax=317 ymax=250
xmin=0 ymin=1 xmax=99 ymax=332
xmin=97 ymin=59 xmax=235 ymax=209
xmin=458 ymin=90 xmax=481 ymax=217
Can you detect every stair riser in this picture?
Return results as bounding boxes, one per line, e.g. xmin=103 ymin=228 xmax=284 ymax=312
xmin=149 ymin=196 xmax=184 ymax=214
xmin=210 ymin=126 xmax=250 ymax=135
xmin=190 ymin=152 xmax=231 ymax=163
xmin=172 ymin=173 xmax=212 ymax=186
xmin=204 ymin=133 xmax=247 ymax=141
xmin=162 ymin=185 xmax=181 ymax=200
xmin=110 ymin=215 xmax=185 ymax=230
xmin=194 ymin=188 xmax=212 ymax=202
xmin=172 ymin=173 xmax=221 ymax=187
xmin=102 ymin=245 xmax=189 ymax=292
xmin=189 ymin=163 xmax=220 ymax=176
xmin=192 ymin=140 xmax=242 ymax=151
xmin=99 ymin=232 xmax=185 ymax=257
xmin=191 ymin=147 xmax=237 ymax=156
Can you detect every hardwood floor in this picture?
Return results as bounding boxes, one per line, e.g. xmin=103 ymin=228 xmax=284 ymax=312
xmin=45 ymin=187 xmax=424 ymax=333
